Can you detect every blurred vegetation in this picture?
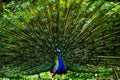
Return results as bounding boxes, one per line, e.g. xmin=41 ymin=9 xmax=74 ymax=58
xmin=0 ymin=67 xmax=115 ymax=79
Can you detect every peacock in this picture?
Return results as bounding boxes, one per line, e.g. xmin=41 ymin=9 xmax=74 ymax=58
xmin=0 ymin=0 xmax=120 ymax=79
xmin=50 ymin=48 xmax=67 ymax=80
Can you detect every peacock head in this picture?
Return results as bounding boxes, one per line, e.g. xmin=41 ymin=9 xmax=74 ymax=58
xmin=57 ymin=48 xmax=60 ymax=53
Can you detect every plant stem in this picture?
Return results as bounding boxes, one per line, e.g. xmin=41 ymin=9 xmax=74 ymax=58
xmin=60 ymin=75 xmax=62 ymax=80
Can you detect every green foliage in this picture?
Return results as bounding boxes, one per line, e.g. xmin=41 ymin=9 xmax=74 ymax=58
xmin=0 ymin=67 xmax=114 ymax=80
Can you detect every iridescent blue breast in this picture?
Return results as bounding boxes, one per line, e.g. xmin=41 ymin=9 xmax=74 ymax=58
xmin=55 ymin=52 xmax=67 ymax=74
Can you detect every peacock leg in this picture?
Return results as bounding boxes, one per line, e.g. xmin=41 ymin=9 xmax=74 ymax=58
xmin=52 ymin=78 xmax=54 ymax=80
xmin=60 ymin=75 xmax=62 ymax=80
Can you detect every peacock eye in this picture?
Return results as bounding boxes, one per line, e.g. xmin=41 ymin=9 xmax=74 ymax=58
xmin=106 ymin=26 xmax=112 ymax=31
xmin=13 ymin=27 xmax=17 ymax=31
xmin=71 ymin=13 xmax=76 ymax=17
xmin=59 ymin=28 xmax=64 ymax=33
xmin=73 ymin=32 xmax=78 ymax=36
xmin=31 ymin=16 xmax=36 ymax=20
xmin=99 ymin=42 xmax=104 ymax=46
xmin=96 ymin=33 xmax=102 ymax=38
xmin=44 ymin=29 xmax=49 ymax=33
xmin=26 ymin=4 xmax=30 ymax=9
xmin=65 ymin=34 xmax=70 ymax=39
xmin=77 ymin=39 xmax=83 ymax=43
xmin=48 ymin=39 xmax=53 ymax=43
xmin=61 ymin=6 xmax=65 ymax=11
xmin=0 ymin=65 xmax=3 ymax=69
xmin=20 ymin=44 xmax=24 ymax=48
xmin=25 ymin=26 xmax=30 ymax=31
xmin=62 ymin=43 xmax=65 ymax=47
xmin=49 ymin=0 xmax=55 ymax=4
xmin=86 ymin=0 xmax=91 ymax=2
xmin=0 ymin=32 xmax=2 ymax=35
xmin=10 ymin=47 xmax=15 ymax=51
xmin=59 ymin=38 xmax=63 ymax=42
xmin=92 ymin=24 xmax=97 ymax=27
xmin=110 ymin=36 xmax=116 ymax=41
xmin=54 ymin=33 xmax=57 ymax=38
xmin=21 ymin=36 xmax=26 ymax=41
xmin=0 ymin=42 xmax=2 ymax=46
xmin=2 ymin=19 xmax=7 ymax=24
xmin=109 ymin=45 xmax=114 ymax=50
xmin=30 ymin=43 xmax=35 ymax=47
xmin=38 ymin=7 xmax=44 ymax=11
xmin=40 ymin=43 xmax=43 ymax=46
xmin=42 ymin=18 xmax=48 ymax=23
xmin=0 ymin=52 xmax=5 ymax=56
xmin=87 ymin=39 xmax=93 ymax=44
xmin=85 ymin=31 xmax=91 ymax=36
xmin=10 ymin=39 xmax=16 ymax=44
xmin=52 ymin=12 xmax=57 ymax=17
xmin=88 ymin=46 xmax=94 ymax=50
xmin=60 ymin=18 xmax=65 ymax=23
xmin=40 ymin=36 xmax=45 ymax=40
xmin=19 ymin=15 xmax=23 ymax=19
xmin=79 ymin=45 xmax=84 ymax=49
xmin=55 ymin=43 xmax=58 ymax=47
xmin=52 ymin=23 xmax=57 ymax=28
xmin=31 ymin=35 xmax=36 ymax=39
xmin=72 ymin=1 xmax=77 ymax=5
xmin=47 ymin=44 xmax=51 ymax=48
xmin=35 ymin=27 xmax=39 ymax=31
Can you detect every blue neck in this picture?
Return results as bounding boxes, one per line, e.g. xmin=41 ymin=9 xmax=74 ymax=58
xmin=57 ymin=52 xmax=61 ymax=61
xmin=56 ymin=51 xmax=66 ymax=74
